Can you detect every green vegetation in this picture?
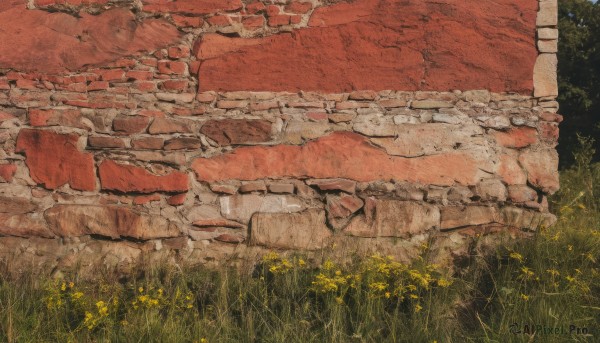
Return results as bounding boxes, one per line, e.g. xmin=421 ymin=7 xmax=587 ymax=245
xmin=558 ymin=0 xmax=600 ymax=166
xmin=1 ymin=139 xmax=598 ymax=342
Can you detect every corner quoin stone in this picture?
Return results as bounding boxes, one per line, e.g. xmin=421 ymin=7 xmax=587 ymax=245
xmin=533 ymin=54 xmax=558 ymax=97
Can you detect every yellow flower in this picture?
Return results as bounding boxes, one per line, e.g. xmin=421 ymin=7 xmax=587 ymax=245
xmin=568 ymin=245 xmax=573 ymax=251
xmin=520 ymin=294 xmax=529 ymax=301
xmin=298 ymin=259 xmax=306 ymax=267
xmin=322 ymin=260 xmax=335 ymax=271
xmin=385 ymin=292 xmax=391 ymax=298
xmin=68 ymin=282 xmax=74 ymax=288
xmin=437 ymin=278 xmax=452 ymax=288
xmin=409 ymin=294 xmax=419 ymax=299
xmin=61 ymin=283 xmax=67 ymax=292
xmin=335 ymin=297 xmax=343 ymax=304
xmin=138 ymin=287 xmax=144 ymax=293
xmin=509 ymin=252 xmax=524 ymax=263
xmin=520 ymin=266 xmax=534 ymax=279
xmin=71 ymin=292 xmax=84 ymax=300
xmin=565 ymin=275 xmax=575 ymax=283
xmin=414 ymin=303 xmax=423 ymax=313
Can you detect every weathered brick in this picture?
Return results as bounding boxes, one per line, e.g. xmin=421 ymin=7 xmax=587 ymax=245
xmin=98 ymin=69 xmax=125 ymax=81
xmin=0 ymin=164 xmax=17 ymax=182
xmin=149 ymin=118 xmax=193 ymax=134
xmin=113 ymin=116 xmax=150 ymax=134
xmin=168 ymin=45 xmax=191 ymax=59
xmin=87 ymin=81 xmax=109 ymax=91
xmin=164 ymin=137 xmax=202 ymax=150
xmin=131 ymin=137 xmax=164 ymax=150
xmin=200 ymin=119 xmax=271 ymax=145
xmin=285 ymin=2 xmax=313 ymax=14
xmin=158 ymin=60 xmax=188 ymax=75
xmin=161 ymin=80 xmax=188 ymax=91
xmin=242 ymin=15 xmax=265 ymax=29
xmin=88 ymin=136 xmax=126 ymax=149
xmin=171 ymin=15 xmax=204 ymax=27
xmin=126 ymin=70 xmax=154 ymax=81
xmin=239 ymin=180 xmax=267 ymax=193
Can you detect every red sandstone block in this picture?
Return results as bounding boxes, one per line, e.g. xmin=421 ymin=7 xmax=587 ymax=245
xmin=112 ymin=58 xmax=137 ymax=68
xmin=99 ymin=159 xmax=189 ymax=193
xmin=171 ymin=14 xmax=204 ymax=27
xmin=539 ymin=122 xmax=559 ymax=142
xmin=109 ymin=86 xmax=129 ymax=95
xmin=98 ymin=69 xmax=125 ymax=81
xmin=192 ymin=132 xmax=484 ymax=186
xmin=196 ymin=92 xmax=216 ymax=103
xmin=167 ymin=193 xmax=187 ymax=206
xmin=131 ymin=137 xmax=164 ymax=150
xmin=141 ymin=58 xmax=158 ymax=67
xmin=148 ymin=117 xmax=192 ymax=134
xmin=36 ymin=0 xmax=110 ymax=6
xmin=493 ymin=127 xmax=538 ymax=149
xmin=161 ymin=80 xmax=188 ymax=91
xmin=0 ymin=164 xmax=17 ymax=182
xmin=16 ymin=129 xmax=96 ymax=191
xmin=16 ymin=79 xmax=38 ymax=90
xmin=0 ymin=79 xmax=10 ymax=90
xmin=88 ymin=136 xmax=126 ymax=149
xmin=540 ymin=112 xmax=563 ymax=123
xmin=133 ymin=194 xmax=161 ymax=205
xmin=266 ymin=5 xmax=280 ymax=16
xmin=5 ymin=71 xmax=22 ymax=81
xmin=29 ymin=108 xmax=86 ymax=129
xmin=246 ymin=1 xmax=265 ymax=14
xmin=0 ymin=111 xmax=16 ymax=122
xmin=242 ymin=16 xmax=265 ymax=30
xmin=87 ymin=81 xmax=109 ymax=91
xmin=126 ymin=70 xmax=154 ymax=81
xmin=181 ymin=64 xmax=196 ymax=78
xmin=134 ymin=81 xmax=157 ymax=92
xmin=250 ymin=101 xmax=279 ymax=111
xmin=143 ymin=0 xmax=243 ymax=14
xmin=64 ymin=100 xmax=110 ymax=109
xmin=157 ymin=61 xmax=187 ymax=75
xmin=285 ymin=2 xmax=313 ymax=14
xmin=113 ymin=116 xmax=150 ymax=134
xmin=172 ymin=106 xmax=205 ymax=116
xmin=306 ymin=112 xmax=328 ymax=121
xmin=268 ymin=14 xmax=292 ymax=26
xmin=69 ymin=75 xmax=87 ymax=83
xmin=168 ymin=45 xmax=191 ymax=59
xmin=67 ymin=83 xmax=87 ymax=92
xmin=137 ymin=109 xmax=165 ymax=117
xmin=207 ymin=15 xmax=236 ymax=26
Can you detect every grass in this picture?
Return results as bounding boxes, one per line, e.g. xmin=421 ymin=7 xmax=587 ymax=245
xmin=0 ymin=136 xmax=599 ymax=343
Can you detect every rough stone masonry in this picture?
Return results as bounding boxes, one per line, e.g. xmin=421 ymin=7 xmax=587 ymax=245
xmin=0 ymin=0 xmax=560 ymax=273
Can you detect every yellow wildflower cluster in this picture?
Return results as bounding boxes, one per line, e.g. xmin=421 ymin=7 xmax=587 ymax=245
xmin=132 ymin=286 xmax=164 ymax=310
xmin=83 ymin=300 xmax=112 ymax=330
xmin=310 ymin=260 xmax=356 ymax=296
xmin=309 ymin=254 xmax=453 ymax=313
xmin=261 ymin=251 xmax=307 ymax=275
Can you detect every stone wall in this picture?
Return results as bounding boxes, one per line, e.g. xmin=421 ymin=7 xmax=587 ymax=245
xmin=0 ymin=0 xmax=560 ymax=273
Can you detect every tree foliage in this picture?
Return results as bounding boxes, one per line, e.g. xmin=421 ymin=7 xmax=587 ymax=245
xmin=558 ymin=0 xmax=600 ymax=166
